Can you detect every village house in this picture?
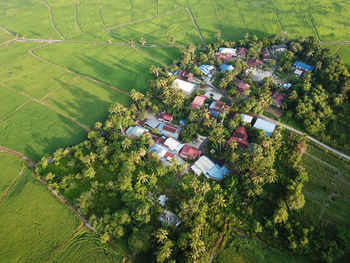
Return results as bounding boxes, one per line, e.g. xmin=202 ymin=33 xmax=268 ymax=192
xmin=145 ymin=119 xmax=162 ymax=129
xmin=179 ymin=145 xmax=202 ymax=159
xmin=149 ymin=143 xmax=175 ymax=162
xmin=174 ymin=70 xmax=193 ymax=82
xmin=157 ymin=123 xmax=181 ymax=139
xmin=262 ymin=48 xmax=271 ymax=62
xmin=253 ymin=118 xmax=276 ymax=137
xmin=218 ymin=64 xmax=234 ymax=72
xmin=235 ymin=79 xmax=250 ymax=94
xmin=293 ymin=61 xmax=314 ymax=77
xmin=172 ymin=79 xmax=197 ymax=95
xmin=271 ymin=44 xmax=287 ymax=54
xmin=271 ymin=91 xmax=287 ymax=108
xmin=246 ymin=58 xmax=264 ymax=68
xmin=191 ymin=156 xmax=229 ymax=180
xmin=238 ymin=47 xmax=247 ymax=58
xmin=214 ymin=52 xmax=233 ymax=63
xmin=241 ymin=114 xmax=253 ymax=123
xmin=218 ymin=47 xmax=237 ymax=56
xmin=158 ymin=113 xmax=173 ymax=122
xmin=164 ymin=137 xmax=184 ymax=153
xmin=198 ymin=64 xmax=215 ymax=77
xmin=209 ymin=100 xmax=226 ymax=118
xmin=191 ymin=95 xmax=207 ymax=109
xmin=125 ymin=126 xmax=148 ymax=137
xmin=159 ymin=209 xmax=181 ymax=227
xmin=226 ymin=126 xmax=249 ymax=149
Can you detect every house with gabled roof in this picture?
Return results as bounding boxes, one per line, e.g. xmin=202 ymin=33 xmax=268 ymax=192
xmin=235 ymin=79 xmax=250 ymax=94
xmin=253 ymin=118 xmax=276 ymax=137
xmin=218 ymin=64 xmax=234 ymax=72
xmin=172 ymin=79 xmax=197 ymax=95
xmin=238 ymin=47 xmax=247 ymax=58
xmin=226 ymin=126 xmax=249 ymax=149
xmin=271 ymin=91 xmax=287 ymax=108
xmin=209 ymin=100 xmax=226 ymax=118
xmin=246 ymin=58 xmax=264 ymax=68
xmin=191 ymin=95 xmax=207 ymax=109
xmin=180 ymin=145 xmax=202 ymax=159
xmin=157 ymin=123 xmax=181 ymax=139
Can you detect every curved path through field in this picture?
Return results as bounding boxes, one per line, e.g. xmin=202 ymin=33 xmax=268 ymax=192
xmin=42 ymin=0 xmax=66 ymax=40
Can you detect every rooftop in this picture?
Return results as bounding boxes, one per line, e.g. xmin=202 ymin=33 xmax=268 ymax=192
xmin=293 ymin=61 xmax=314 ymax=71
xmin=125 ymin=126 xmax=148 ymax=137
xmin=219 ymin=64 xmax=234 ymax=72
xmin=253 ymin=118 xmax=276 ymax=137
xmin=172 ymin=79 xmax=197 ymax=95
xmin=191 ymin=95 xmax=207 ymax=109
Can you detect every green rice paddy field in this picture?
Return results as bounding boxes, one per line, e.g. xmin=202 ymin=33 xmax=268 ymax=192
xmin=1 ymin=0 xmax=350 ymax=262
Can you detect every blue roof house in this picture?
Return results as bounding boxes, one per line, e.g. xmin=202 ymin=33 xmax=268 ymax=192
xmin=293 ymin=61 xmax=314 ymax=72
xmin=219 ymin=64 xmax=234 ymax=72
xmin=209 ymin=101 xmax=219 ymax=118
xmin=253 ymin=118 xmax=276 ymax=137
xmin=206 ymin=165 xmax=229 ymax=180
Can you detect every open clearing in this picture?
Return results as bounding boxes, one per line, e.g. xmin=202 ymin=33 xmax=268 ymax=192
xmin=1 ymin=0 xmax=350 ymax=261
xmin=0 ymin=168 xmax=80 ymax=263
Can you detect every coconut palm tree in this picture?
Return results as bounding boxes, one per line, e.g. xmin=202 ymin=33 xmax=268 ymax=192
xmin=150 ymin=65 xmax=162 ymax=78
xmin=155 ymin=228 xmax=168 ymax=244
xmin=139 ymin=37 xmax=146 ymax=46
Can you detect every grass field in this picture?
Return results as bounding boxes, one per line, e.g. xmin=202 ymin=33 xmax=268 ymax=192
xmin=0 ymin=153 xmax=26 ymax=196
xmin=302 ymin=143 xmax=350 ymax=228
xmin=214 ymin=235 xmax=307 ymax=263
xmin=50 ymin=230 xmax=126 ymax=263
xmin=0 ymin=169 xmax=80 ymax=263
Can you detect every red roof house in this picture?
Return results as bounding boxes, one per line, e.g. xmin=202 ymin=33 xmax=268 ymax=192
xmin=235 ymin=79 xmax=250 ymax=93
xmin=238 ymin=47 xmax=247 ymax=58
xmin=213 ymin=100 xmax=225 ymax=112
xmin=226 ymin=126 xmax=249 ymax=149
xmin=214 ymin=53 xmax=233 ymax=62
xmin=271 ymin=91 xmax=287 ymax=107
xmin=180 ymin=145 xmax=202 ymax=159
xmin=191 ymin=95 xmax=207 ymax=109
xmin=160 ymin=113 xmax=173 ymax=122
xmin=177 ymin=70 xmax=193 ymax=82
xmin=246 ymin=58 xmax=264 ymax=68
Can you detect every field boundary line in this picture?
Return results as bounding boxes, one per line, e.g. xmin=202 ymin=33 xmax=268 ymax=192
xmin=98 ymin=5 xmax=107 ymax=29
xmin=0 ymin=166 xmax=27 ymax=202
xmin=233 ymin=0 xmax=249 ymax=34
xmin=0 ymin=25 xmax=15 ymax=37
xmin=106 ymin=8 xmax=187 ymax=31
xmin=44 ymin=222 xmax=85 ymax=263
xmin=42 ymin=0 xmax=66 ymax=40
xmin=320 ymin=41 xmax=350 ymax=45
xmin=208 ymin=0 xmax=228 ymax=41
xmin=0 ymin=39 xmax=16 ymax=47
xmin=270 ymin=0 xmax=284 ymax=32
xmin=186 ymin=7 xmax=206 ymax=48
xmin=40 ymin=76 xmax=80 ymax=102
xmin=0 ymin=146 xmax=35 ymax=167
xmin=29 ymin=44 xmax=131 ymax=96
xmin=134 ymin=46 xmax=166 ymax=66
xmin=74 ymin=0 xmax=84 ymax=33
xmin=0 ymin=98 xmax=33 ymax=125
xmin=304 ymin=0 xmax=321 ymax=41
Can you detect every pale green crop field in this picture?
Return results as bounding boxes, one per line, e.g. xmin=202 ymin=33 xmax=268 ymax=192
xmin=0 ymin=0 xmax=350 ymax=261
xmin=0 ymin=169 xmax=80 ymax=263
xmin=50 ymin=230 xmax=125 ymax=263
xmin=0 ymin=153 xmax=26 ymax=196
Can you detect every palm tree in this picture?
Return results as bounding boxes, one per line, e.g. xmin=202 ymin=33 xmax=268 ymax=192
xmin=214 ymin=193 xmax=226 ymax=208
xmin=306 ymin=50 xmax=314 ymax=61
xmin=130 ymin=89 xmax=144 ymax=102
xmin=128 ymin=39 xmax=135 ymax=46
xmin=139 ymin=147 xmax=147 ymax=160
xmin=167 ymin=35 xmax=175 ymax=46
xmin=122 ymin=138 xmax=132 ymax=150
xmin=109 ymin=103 xmax=124 ymax=115
xmin=315 ymin=61 xmax=322 ymax=71
xmin=137 ymin=171 xmax=148 ymax=184
xmin=107 ymin=37 xmax=112 ymax=44
xmin=94 ymin=121 xmax=103 ymax=133
xmin=155 ymin=228 xmax=168 ymax=244
xmin=215 ymin=31 xmax=221 ymax=41
xmin=139 ymin=37 xmax=146 ymax=46
xmin=150 ymin=65 xmax=162 ymax=78
xmin=219 ymin=79 xmax=228 ymax=90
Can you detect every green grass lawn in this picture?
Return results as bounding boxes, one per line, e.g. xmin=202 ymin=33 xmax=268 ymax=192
xmin=44 ymin=77 xmax=131 ymax=128
xmin=0 ymin=101 xmax=87 ymax=161
xmin=49 ymin=230 xmax=126 ymax=263
xmin=0 ymin=153 xmax=26 ymax=196
xmin=302 ymin=143 xmax=350 ymax=228
xmin=0 ymin=170 xmax=80 ymax=263
xmin=214 ymin=235 xmax=307 ymax=263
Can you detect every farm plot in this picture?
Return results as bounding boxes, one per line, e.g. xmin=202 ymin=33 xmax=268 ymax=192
xmin=50 ymin=230 xmax=125 ymax=263
xmin=0 ymin=153 xmax=26 ymax=197
xmin=309 ymin=0 xmax=350 ymax=41
xmin=335 ymin=45 xmax=350 ymax=71
xmin=270 ymin=0 xmax=315 ymax=38
xmin=0 ymin=28 xmax=13 ymax=44
xmin=0 ymin=51 xmax=77 ymax=100
xmin=0 ymin=87 xmax=30 ymax=121
xmin=0 ymin=101 xmax=87 ymax=161
xmin=130 ymin=0 xmax=157 ymax=21
xmin=36 ymin=43 xmax=162 ymax=93
xmin=302 ymin=144 xmax=350 ymax=228
xmin=234 ymin=0 xmax=282 ymax=38
xmin=139 ymin=46 xmax=182 ymax=65
xmin=0 ymin=0 xmax=59 ymax=39
xmin=44 ymin=77 xmax=131 ymax=128
xmin=158 ymin=0 xmax=187 ymax=14
xmin=0 ymin=169 xmax=80 ymax=263
xmin=109 ymin=9 xmax=201 ymax=46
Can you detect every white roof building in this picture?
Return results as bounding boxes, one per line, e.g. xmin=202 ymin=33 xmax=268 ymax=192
xmin=158 ymin=195 xmax=168 ymax=206
xmin=198 ymin=65 xmax=215 ymax=76
xmin=241 ymin=114 xmax=253 ymax=123
xmin=125 ymin=126 xmax=148 ymax=137
xmin=191 ymin=156 xmax=215 ymax=176
xmin=164 ymin=137 xmax=184 ymax=153
xmin=159 ymin=209 xmax=181 ymax=227
xmin=253 ymin=118 xmax=276 ymax=137
xmin=172 ymin=79 xmax=197 ymax=95
xmin=218 ymin=47 xmax=237 ymax=56
xmin=145 ymin=119 xmax=162 ymax=129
